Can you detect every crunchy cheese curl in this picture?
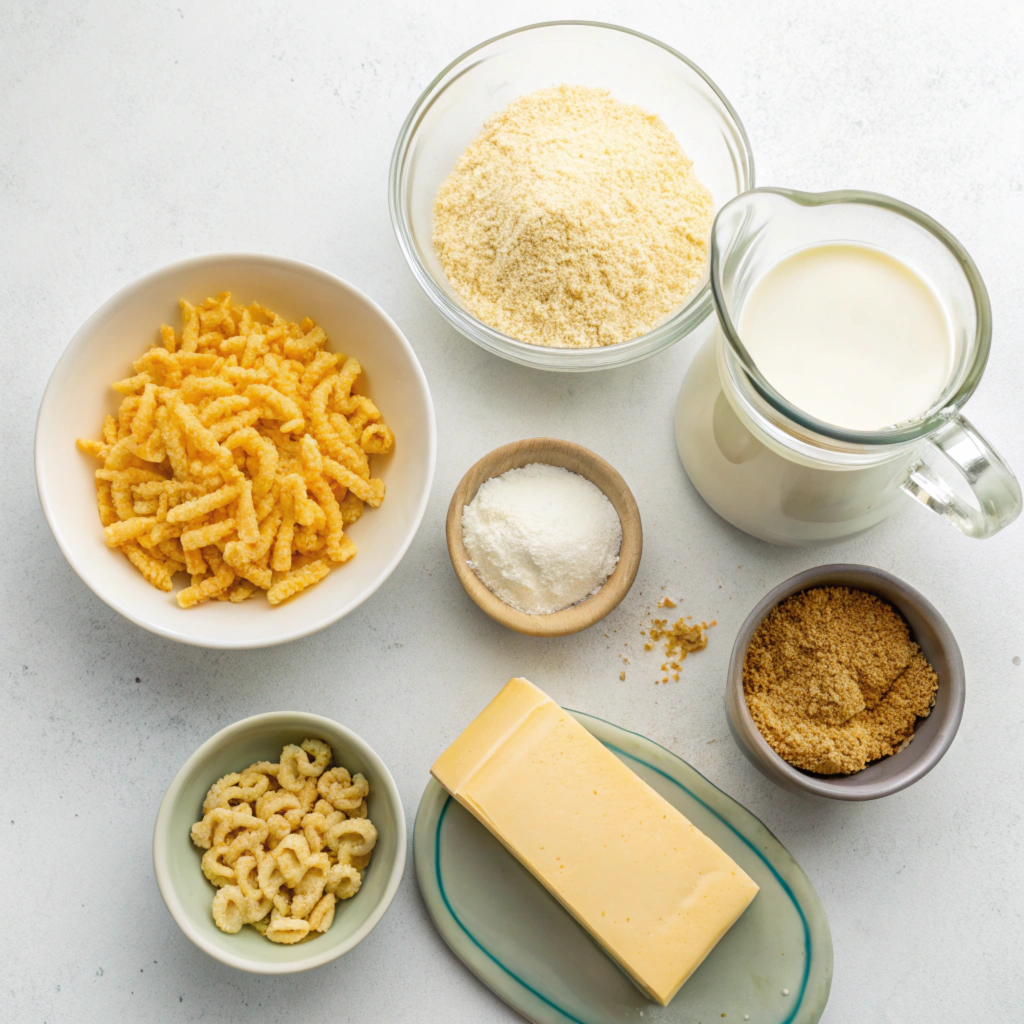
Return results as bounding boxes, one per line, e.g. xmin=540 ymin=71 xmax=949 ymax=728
xmin=75 ymin=293 xmax=394 ymax=609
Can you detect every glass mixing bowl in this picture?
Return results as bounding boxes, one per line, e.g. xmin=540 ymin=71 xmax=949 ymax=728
xmin=389 ymin=21 xmax=755 ymax=372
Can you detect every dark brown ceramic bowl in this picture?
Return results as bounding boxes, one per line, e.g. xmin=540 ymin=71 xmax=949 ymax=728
xmin=726 ymin=564 xmax=965 ymax=801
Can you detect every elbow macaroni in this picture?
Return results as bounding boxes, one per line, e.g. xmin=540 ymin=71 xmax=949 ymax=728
xmin=76 ymin=292 xmax=395 ymax=608
xmin=190 ymin=738 xmax=377 ymax=943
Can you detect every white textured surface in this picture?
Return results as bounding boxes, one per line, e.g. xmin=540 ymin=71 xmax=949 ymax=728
xmin=2 ymin=1 xmax=1022 ymax=1021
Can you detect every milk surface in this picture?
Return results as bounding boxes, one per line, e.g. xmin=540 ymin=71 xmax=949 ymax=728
xmin=738 ymin=244 xmax=953 ymax=431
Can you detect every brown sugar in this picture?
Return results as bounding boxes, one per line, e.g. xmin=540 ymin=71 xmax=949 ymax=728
xmin=645 ymin=612 xmax=714 ymax=684
xmin=742 ymin=587 xmax=938 ymax=774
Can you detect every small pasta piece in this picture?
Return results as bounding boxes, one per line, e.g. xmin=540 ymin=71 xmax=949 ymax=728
xmin=112 ymin=372 xmax=152 ymax=395
xmin=308 ymin=893 xmax=337 ymax=932
xmin=235 ymin=562 xmax=273 ymax=590
xmin=339 ymin=490 xmax=363 ymax=526
xmin=325 ymin=862 xmax=362 ymax=900
xmin=307 ymin=476 xmax=347 ymax=560
xmin=228 ymin=579 xmax=257 ymax=602
xmin=200 ymin=394 xmax=249 ymax=426
xmin=317 ymin=767 xmax=369 ymax=811
xmin=234 ymin=478 xmax=259 ymax=544
xmin=183 ymin=545 xmax=207 ymax=577
xmin=103 ymin=516 xmax=161 ymax=548
xmin=211 ymin=886 xmax=248 ymax=933
xmin=131 ymin=384 xmax=159 ymax=443
xmin=177 ymin=549 xmax=235 ymax=608
xmin=324 ymin=817 xmax=377 ymax=863
xmin=160 ymin=323 xmax=177 ymax=352
xmin=278 ymin=739 xmax=331 ymax=790
xmin=298 ymin=349 xmax=338 ymax=397
xmin=245 ymin=383 xmax=304 ymax=432
xmin=223 ymin=507 xmax=281 ymax=570
xmin=265 ymin=913 xmax=310 ymax=945
xmin=96 ymin=480 xmax=118 ymax=526
xmin=291 ymin=866 xmax=328 ymax=919
xmin=180 ymin=518 xmax=236 ymax=551
xmin=122 ymin=541 xmax=174 ymax=591
xmin=102 ymin=414 xmax=119 ymax=445
xmin=360 ymin=421 xmax=394 ymax=455
xmin=166 ymin=483 xmax=239 ymax=524
xmin=179 ymin=299 xmax=199 ymax=352
xmin=267 ymin=560 xmax=330 ymax=606
xmin=201 ymin=845 xmax=236 ymax=887
xmin=322 ymin=457 xmax=385 ymax=508
xmin=76 ymin=437 xmax=108 ymax=459
xmin=333 ymin=356 xmax=361 ymax=400
xmin=208 ymin=407 xmax=261 ymax=441
xmin=270 ymin=490 xmax=295 ymax=573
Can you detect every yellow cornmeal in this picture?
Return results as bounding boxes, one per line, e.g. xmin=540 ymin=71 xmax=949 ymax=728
xmin=433 ymin=85 xmax=713 ymax=349
xmin=743 ymin=587 xmax=939 ymax=775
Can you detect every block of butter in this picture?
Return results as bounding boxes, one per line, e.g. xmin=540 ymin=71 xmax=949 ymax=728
xmin=431 ymin=678 xmax=759 ymax=1006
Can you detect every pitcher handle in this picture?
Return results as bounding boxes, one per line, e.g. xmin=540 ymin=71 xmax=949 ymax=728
xmin=900 ymin=414 xmax=1022 ymax=538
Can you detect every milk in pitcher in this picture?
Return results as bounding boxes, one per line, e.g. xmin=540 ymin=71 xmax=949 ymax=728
xmin=738 ymin=244 xmax=953 ymax=431
xmin=676 ymin=244 xmax=957 ymax=543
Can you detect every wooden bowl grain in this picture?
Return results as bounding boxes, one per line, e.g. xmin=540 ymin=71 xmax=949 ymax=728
xmin=445 ymin=438 xmax=642 ymax=637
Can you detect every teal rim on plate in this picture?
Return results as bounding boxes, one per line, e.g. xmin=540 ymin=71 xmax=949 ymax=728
xmin=414 ymin=710 xmax=833 ymax=1024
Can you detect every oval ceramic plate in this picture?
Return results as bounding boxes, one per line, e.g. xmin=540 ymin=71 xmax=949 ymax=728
xmin=415 ymin=711 xmax=832 ymax=1024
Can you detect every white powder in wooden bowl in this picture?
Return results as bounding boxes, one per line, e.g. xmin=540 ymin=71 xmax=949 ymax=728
xmin=433 ymin=84 xmax=713 ymax=349
xmin=461 ymin=463 xmax=622 ymax=615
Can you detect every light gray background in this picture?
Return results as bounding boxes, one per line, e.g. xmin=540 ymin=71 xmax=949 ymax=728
xmin=3 ymin=1 xmax=1022 ymax=1021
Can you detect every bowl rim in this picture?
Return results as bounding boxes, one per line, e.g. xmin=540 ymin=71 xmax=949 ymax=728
xmin=34 ymin=251 xmax=437 ymax=649
xmin=445 ymin=437 xmax=642 ymax=636
xmin=152 ymin=710 xmax=408 ymax=973
xmin=388 ymin=19 xmax=756 ymax=372
xmin=726 ymin=564 xmax=965 ymax=801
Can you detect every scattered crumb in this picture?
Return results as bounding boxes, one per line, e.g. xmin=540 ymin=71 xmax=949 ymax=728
xmin=648 ymin=613 xmax=714 ymax=683
xmin=619 ymin=671 xmax=626 ymax=681
xmin=622 ymin=590 xmax=716 ymax=686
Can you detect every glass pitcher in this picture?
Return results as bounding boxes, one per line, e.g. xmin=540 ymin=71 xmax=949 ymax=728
xmin=675 ymin=188 xmax=1021 ymax=544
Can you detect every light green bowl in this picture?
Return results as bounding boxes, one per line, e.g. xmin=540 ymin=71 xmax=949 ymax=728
xmin=153 ymin=711 xmax=406 ymax=973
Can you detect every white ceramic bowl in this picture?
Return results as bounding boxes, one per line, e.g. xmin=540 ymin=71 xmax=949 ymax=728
xmin=35 ymin=253 xmax=435 ymax=648
xmin=153 ymin=711 xmax=406 ymax=973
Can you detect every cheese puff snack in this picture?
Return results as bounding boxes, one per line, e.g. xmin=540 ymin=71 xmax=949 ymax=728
xmin=76 ymin=293 xmax=394 ymax=608
xmin=191 ymin=738 xmax=377 ymax=943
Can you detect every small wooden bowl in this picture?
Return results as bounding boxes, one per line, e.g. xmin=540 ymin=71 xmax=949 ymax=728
xmin=446 ymin=438 xmax=642 ymax=637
